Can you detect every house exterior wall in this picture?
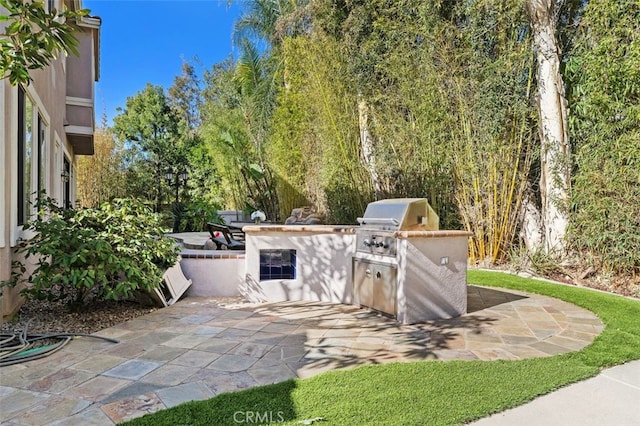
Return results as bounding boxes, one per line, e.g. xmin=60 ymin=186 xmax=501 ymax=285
xmin=0 ymin=1 xmax=100 ymax=322
xmin=66 ymin=31 xmax=95 ymax=100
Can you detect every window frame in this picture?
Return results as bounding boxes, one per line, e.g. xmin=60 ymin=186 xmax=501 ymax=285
xmin=17 ymin=86 xmax=50 ymax=228
xmin=17 ymin=86 xmax=32 ymax=226
xmin=259 ymin=249 xmax=297 ymax=281
xmin=38 ymin=114 xmax=47 ymax=198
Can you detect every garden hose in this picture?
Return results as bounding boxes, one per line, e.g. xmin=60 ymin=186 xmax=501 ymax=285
xmin=0 ymin=323 xmax=119 ymax=367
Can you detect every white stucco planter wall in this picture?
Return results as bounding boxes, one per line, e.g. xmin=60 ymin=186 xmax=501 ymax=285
xmin=180 ymin=249 xmax=244 ymax=297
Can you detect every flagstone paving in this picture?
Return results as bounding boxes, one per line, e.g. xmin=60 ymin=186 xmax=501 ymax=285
xmin=0 ymin=285 xmax=604 ymax=424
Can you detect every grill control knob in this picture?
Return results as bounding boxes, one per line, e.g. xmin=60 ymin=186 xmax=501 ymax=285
xmin=363 ymin=239 xmax=371 ymax=247
xmin=375 ymin=241 xmax=384 ymax=248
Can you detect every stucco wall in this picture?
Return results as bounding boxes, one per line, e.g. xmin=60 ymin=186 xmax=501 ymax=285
xmin=243 ymin=227 xmax=357 ymax=304
xmin=0 ymin=251 xmax=39 ymax=322
xmin=180 ymin=250 xmax=244 ymax=297
xmin=397 ymin=235 xmax=469 ymax=323
xmin=0 ymin=56 xmax=69 ymax=322
xmin=66 ymin=31 xmax=94 ymax=99
xmin=242 ymin=227 xmax=469 ymax=324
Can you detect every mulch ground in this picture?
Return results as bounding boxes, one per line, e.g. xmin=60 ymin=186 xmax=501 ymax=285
xmin=1 ymin=299 xmax=157 ymax=335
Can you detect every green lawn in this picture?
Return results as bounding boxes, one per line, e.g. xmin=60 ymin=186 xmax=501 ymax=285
xmin=123 ymin=270 xmax=640 ymax=426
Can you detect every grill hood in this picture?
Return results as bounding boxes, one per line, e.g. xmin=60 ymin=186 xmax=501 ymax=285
xmin=357 ymin=198 xmax=439 ymax=231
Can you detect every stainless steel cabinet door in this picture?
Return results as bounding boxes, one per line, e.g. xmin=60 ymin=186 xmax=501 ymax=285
xmin=353 ymin=259 xmax=397 ymax=317
xmin=353 ymin=258 xmax=374 ymax=308
xmin=371 ymin=263 xmax=397 ymax=316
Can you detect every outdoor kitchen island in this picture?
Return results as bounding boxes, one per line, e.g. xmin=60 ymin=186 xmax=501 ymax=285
xmin=242 ymin=199 xmax=472 ymax=324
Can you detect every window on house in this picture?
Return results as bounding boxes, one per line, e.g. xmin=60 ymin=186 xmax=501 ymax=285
xmin=259 ymin=249 xmax=297 ymax=280
xmin=62 ymin=156 xmax=71 ymax=209
xmin=37 ymin=115 xmax=47 ymax=201
xmin=48 ymin=0 xmax=56 ymax=13
xmin=17 ymin=87 xmax=35 ymax=226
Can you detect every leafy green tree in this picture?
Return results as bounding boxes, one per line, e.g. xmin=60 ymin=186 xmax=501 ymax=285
xmin=232 ymin=0 xmax=309 ymax=47
xmin=165 ymin=59 xmax=225 ymax=231
xmin=199 ymin=56 xmax=277 ymax=220
xmin=200 ymin=58 xmax=255 ymax=213
xmin=233 ymin=40 xmax=281 ymax=219
xmin=230 ymin=0 xmax=307 ymax=132
xmin=168 ymin=59 xmax=202 ymax=129
xmin=113 ymin=84 xmax=186 ymax=212
xmin=201 ymin=6 xmax=286 ymax=220
xmin=224 ymin=0 xmax=315 ymax=221
xmin=0 ymin=0 xmax=88 ymax=85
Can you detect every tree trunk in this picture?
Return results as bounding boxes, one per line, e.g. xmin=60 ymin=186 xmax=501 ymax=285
xmin=520 ymin=186 xmax=544 ymax=253
xmin=358 ymin=98 xmax=382 ymax=197
xmin=527 ymin=0 xmax=571 ymax=254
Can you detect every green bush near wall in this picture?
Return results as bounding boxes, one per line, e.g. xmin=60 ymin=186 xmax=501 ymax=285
xmin=2 ymin=198 xmax=180 ymax=312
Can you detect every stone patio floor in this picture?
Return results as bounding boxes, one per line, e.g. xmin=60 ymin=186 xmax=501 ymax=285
xmin=0 ymin=285 xmax=604 ymax=425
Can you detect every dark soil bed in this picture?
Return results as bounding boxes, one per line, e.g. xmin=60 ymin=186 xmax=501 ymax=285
xmin=1 ymin=299 xmax=157 ymax=335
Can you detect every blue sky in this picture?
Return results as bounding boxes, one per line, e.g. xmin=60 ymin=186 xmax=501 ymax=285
xmin=84 ymin=0 xmax=243 ymax=125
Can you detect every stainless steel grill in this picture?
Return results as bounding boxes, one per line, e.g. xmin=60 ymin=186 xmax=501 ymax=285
xmin=353 ymin=198 xmax=440 ymax=318
xmin=355 ymin=198 xmax=439 ymax=257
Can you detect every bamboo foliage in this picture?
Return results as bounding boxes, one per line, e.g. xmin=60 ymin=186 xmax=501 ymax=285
xmin=566 ymin=0 xmax=640 ymax=274
xmin=268 ymin=42 xmax=314 ymax=220
xmin=453 ymin=114 xmax=535 ymax=264
xmin=443 ymin=2 xmax=537 ymax=265
xmin=266 ymin=0 xmax=537 ymax=254
xmin=273 ymin=34 xmax=371 ymax=223
xmin=362 ymin=24 xmax=457 ymax=225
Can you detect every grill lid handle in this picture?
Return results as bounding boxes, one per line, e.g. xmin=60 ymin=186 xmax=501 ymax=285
xmin=357 ymin=217 xmax=400 ymax=226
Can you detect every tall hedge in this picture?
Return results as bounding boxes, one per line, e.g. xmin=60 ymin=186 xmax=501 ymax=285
xmin=566 ymin=0 xmax=640 ymax=273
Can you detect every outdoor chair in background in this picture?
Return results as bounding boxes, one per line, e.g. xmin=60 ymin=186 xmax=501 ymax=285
xmin=206 ymin=223 xmax=246 ymax=250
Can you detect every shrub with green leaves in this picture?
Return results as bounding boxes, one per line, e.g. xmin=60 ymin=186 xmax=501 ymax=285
xmin=2 ymin=198 xmax=180 ymax=311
